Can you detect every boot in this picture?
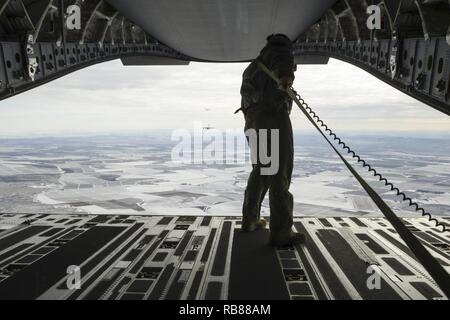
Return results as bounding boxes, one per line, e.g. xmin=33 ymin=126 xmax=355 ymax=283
xmin=269 ymin=231 xmax=306 ymax=246
xmin=241 ymin=218 xmax=267 ymax=232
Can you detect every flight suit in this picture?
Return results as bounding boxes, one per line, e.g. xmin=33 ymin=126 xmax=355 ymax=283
xmin=240 ymin=40 xmax=296 ymax=236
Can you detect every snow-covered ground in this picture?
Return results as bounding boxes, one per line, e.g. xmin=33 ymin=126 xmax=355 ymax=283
xmin=0 ymin=134 xmax=449 ymax=217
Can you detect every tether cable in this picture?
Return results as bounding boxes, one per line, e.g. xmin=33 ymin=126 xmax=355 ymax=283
xmin=256 ymin=60 xmax=450 ymax=298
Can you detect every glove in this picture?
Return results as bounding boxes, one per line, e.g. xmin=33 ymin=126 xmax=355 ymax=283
xmin=278 ymin=75 xmax=293 ymax=90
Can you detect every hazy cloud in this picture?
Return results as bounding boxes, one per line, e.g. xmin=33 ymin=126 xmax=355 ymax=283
xmin=0 ymin=58 xmax=448 ymax=137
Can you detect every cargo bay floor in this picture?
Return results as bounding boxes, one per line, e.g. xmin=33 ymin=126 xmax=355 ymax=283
xmin=0 ymin=214 xmax=449 ymax=300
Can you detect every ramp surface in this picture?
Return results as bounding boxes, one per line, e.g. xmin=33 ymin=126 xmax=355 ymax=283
xmin=0 ymin=214 xmax=448 ymax=300
xmin=229 ymin=229 xmax=289 ymax=299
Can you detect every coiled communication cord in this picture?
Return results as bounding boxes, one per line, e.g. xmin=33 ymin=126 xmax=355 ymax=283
xmin=293 ymin=91 xmax=447 ymax=233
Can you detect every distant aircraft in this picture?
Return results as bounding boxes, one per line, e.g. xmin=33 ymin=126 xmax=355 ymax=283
xmin=202 ymin=124 xmax=215 ymax=131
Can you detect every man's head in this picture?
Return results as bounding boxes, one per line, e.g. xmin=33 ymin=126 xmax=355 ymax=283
xmin=266 ymin=34 xmax=293 ymax=49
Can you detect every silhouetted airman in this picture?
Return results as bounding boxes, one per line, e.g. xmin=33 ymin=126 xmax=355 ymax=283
xmin=238 ymin=34 xmax=306 ymax=246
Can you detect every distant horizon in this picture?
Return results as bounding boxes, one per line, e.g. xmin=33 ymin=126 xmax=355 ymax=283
xmin=0 ymin=130 xmax=449 ymax=140
xmin=0 ymin=129 xmax=449 ymax=140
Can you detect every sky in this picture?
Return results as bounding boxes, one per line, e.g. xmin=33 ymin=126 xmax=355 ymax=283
xmin=0 ymin=58 xmax=448 ymax=137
